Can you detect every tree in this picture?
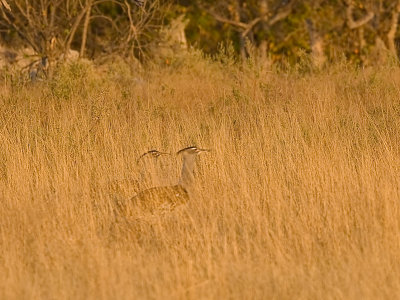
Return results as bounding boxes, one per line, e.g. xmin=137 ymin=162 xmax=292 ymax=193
xmin=343 ymin=0 xmax=400 ymax=64
xmin=0 ymin=0 xmax=165 ymax=65
xmin=201 ymin=0 xmax=296 ymax=59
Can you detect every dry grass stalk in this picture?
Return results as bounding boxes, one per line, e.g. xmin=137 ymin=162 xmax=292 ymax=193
xmin=0 ymin=58 xmax=400 ymax=299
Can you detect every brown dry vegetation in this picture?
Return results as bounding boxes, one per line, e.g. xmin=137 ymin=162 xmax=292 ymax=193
xmin=1 ymin=54 xmax=400 ymax=299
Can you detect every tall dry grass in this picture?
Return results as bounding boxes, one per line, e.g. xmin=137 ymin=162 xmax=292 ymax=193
xmin=1 ymin=55 xmax=400 ymax=299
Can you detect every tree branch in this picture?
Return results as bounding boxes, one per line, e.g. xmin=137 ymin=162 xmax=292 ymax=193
xmin=204 ymin=0 xmax=295 ymax=39
xmin=206 ymin=8 xmax=248 ymax=30
xmin=387 ymin=0 xmax=400 ymax=54
xmin=268 ymin=0 xmax=296 ymax=26
xmin=63 ymin=6 xmax=87 ymax=57
xmin=1 ymin=0 xmax=10 ymax=10
xmin=80 ymin=0 xmax=92 ymax=57
xmin=344 ymin=0 xmax=374 ymax=29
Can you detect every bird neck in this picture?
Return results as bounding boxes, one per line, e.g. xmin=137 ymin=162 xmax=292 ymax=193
xmin=178 ymin=154 xmax=196 ymax=190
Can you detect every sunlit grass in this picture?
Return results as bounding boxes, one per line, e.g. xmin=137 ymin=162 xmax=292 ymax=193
xmin=1 ymin=57 xmax=400 ymax=299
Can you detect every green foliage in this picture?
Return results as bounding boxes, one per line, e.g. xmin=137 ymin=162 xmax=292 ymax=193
xmin=50 ymin=60 xmax=98 ymax=100
xmin=178 ymin=0 xmax=400 ymax=66
xmin=1 ymin=0 xmax=400 ymax=68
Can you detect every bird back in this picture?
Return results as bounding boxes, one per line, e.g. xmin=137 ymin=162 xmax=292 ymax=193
xmin=118 ymin=185 xmax=189 ymax=215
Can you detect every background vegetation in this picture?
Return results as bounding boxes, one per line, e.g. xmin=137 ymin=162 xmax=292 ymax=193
xmin=1 ymin=0 xmax=400 ymax=67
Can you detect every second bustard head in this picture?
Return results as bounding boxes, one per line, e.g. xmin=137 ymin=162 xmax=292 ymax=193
xmin=137 ymin=149 xmax=170 ymax=163
xmin=119 ymin=146 xmax=209 ymax=214
xmin=109 ymin=149 xmax=169 ymax=196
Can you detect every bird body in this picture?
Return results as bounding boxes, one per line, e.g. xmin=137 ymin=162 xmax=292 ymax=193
xmin=116 ymin=146 xmax=209 ymax=215
xmin=108 ymin=149 xmax=170 ymax=196
xmin=120 ymin=185 xmax=189 ymax=214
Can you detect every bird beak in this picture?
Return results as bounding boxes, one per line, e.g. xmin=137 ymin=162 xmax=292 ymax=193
xmin=159 ymin=152 xmax=171 ymax=156
xmin=198 ymin=148 xmax=211 ymax=153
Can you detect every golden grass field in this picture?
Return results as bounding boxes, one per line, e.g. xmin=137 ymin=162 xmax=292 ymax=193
xmin=1 ymin=56 xmax=400 ymax=299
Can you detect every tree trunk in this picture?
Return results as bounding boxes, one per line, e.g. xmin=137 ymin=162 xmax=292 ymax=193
xmin=64 ymin=7 xmax=87 ymax=59
xmin=80 ymin=0 xmax=92 ymax=58
xmin=386 ymin=1 xmax=400 ymax=58
xmin=258 ymin=0 xmax=269 ymax=62
xmin=305 ymin=19 xmax=326 ymax=69
xmin=234 ymin=0 xmax=246 ymax=60
xmin=372 ymin=36 xmax=389 ymax=65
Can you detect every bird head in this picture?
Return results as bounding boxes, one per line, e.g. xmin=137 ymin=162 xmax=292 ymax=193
xmin=137 ymin=150 xmax=170 ymax=163
xmin=177 ymin=146 xmax=210 ymax=156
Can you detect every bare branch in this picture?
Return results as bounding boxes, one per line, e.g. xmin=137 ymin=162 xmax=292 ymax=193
xmin=80 ymin=0 xmax=93 ymax=57
xmin=387 ymin=0 xmax=400 ymax=55
xmin=344 ymin=0 xmax=374 ymax=29
xmin=64 ymin=7 xmax=87 ymax=57
xmin=204 ymin=0 xmax=295 ymax=39
xmin=242 ymin=17 xmax=263 ymax=37
xmin=207 ymin=9 xmax=248 ymax=30
xmin=1 ymin=0 xmax=10 ymax=11
xmin=268 ymin=0 xmax=296 ymax=26
xmin=0 ymin=7 xmax=39 ymax=52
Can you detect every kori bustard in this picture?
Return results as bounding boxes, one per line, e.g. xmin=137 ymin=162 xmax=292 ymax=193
xmin=137 ymin=149 xmax=170 ymax=163
xmin=109 ymin=149 xmax=170 ymax=196
xmin=118 ymin=146 xmax=209 ymax=214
